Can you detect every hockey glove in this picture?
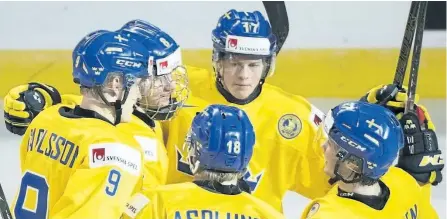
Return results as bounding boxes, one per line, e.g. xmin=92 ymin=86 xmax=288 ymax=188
xmin=396 ymin=105 xmax=444 ymax=186
xmin=360 ymin=84 xmax=420 ymax=114
xmin=4 ymin=82 xmax=61 ymax=135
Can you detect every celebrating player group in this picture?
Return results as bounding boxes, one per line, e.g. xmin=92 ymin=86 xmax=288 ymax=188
xmin=1 ymin=1 xmax=444 ymax=219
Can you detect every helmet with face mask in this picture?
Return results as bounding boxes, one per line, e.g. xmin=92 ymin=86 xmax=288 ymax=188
xmin=212 ymin=9 xmax=277 ymax=104
xmin=317 ymin=101 xmax=404 ymax=184
xmin=119 ymin=19 xmax=189 ymax=120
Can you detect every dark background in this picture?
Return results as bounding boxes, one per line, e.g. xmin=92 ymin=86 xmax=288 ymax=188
xmin=426 ymin=1 xmax=446 ymax=30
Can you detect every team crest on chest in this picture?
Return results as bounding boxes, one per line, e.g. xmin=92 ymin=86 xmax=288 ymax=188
xmin=278 ymin=114 xmax=302 ymax=139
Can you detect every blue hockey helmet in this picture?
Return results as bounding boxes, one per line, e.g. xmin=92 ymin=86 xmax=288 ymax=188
xmin=211 ymin=9 xmax=277 ymax=80
xmin=72 ymin=30 xmax=151 ymax=88
xmin=320 ymin=101 xmax=404 ymax=183
xmin=72 ymin=29 xmax=108 ymax=84
xmin=186 ymin=104 xmax=255 ymax=173
xmin=118 ymin=19 xmax=189 ymax=121
xmin=72 ymin=30 xmax=153 ymax=124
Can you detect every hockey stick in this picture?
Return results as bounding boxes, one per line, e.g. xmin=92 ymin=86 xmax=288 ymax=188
xmin=377 ymin=1 xmax=420 ymax=105
xmin=0 ymin=183 xmax=12 ymax=219
xmin=262 ymin=1 xmax=289 ymax=55
xmin=393 ymin=1 xmax=420 ymax=88
xmin=405 ymin=1 xmax=428 ymax=114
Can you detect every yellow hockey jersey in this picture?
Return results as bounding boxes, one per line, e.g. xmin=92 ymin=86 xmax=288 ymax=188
xmin=301 ymin=167 xmax=439 ymax=219
xmin=122 ymin=111 xmax=169 ymax=188
xmin=123 ymin=182 xmax=285 ymax=219
xmin=60 ymin=94 xmax=169 ymax=188
xmin=11 ymin=104 xmax=144 ymax=219
xmin=164 ymin=66 xmax=332 ymax=211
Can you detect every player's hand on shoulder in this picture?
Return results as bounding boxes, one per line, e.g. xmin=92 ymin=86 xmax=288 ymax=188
xmin=3 ymin=82 xmax=61 ymax=135
xmin=396 ymin=105 xmax=444 ymax=186
xmin=361 ymin=83 xmax=419 ymax=114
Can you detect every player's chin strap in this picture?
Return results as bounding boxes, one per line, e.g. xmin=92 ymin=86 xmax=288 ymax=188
xmin=97 ymin=88 xmax=131 ymax=125
xmin=328 ymin=161 xmax=364 ymax=185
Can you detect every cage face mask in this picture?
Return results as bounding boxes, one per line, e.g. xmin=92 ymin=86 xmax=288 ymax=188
xmin=138 ymin=49 xmax=189 ymax=121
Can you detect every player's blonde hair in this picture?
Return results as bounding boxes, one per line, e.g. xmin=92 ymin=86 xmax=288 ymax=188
xmin=194 ymin=170 xmax=244 ymax=184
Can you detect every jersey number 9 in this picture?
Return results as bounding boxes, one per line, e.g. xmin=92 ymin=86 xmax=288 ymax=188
xmin=105 ymin=169 xmax=121 ymax=196
xmin=14 ymin=171 xmax=49 ymax=219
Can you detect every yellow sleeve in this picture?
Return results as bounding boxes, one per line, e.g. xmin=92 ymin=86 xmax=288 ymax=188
xmin=418 ymin=184 xmax=439 ymax=219
xmin=61 ymin=94 xmax=82 ymax=106
xmin=51 ymin=142 xmax=143 ymax=219
xmin=289 ymin=130 xmax=331 ymax=199
xmin=140 ymin=142 xmax=169 ymax=188
xmin=288 ymin=109 xmax=332 ymax=199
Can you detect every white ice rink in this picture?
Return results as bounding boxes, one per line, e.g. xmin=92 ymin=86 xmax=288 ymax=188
xmin=0 ymin=98 xmax=445 ymax=218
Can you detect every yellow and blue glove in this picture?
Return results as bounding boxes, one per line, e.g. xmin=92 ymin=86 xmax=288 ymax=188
xmin=362 ymin=84 xmax=443 ymax=185
xmin=3 ymin=82 xmax=61 ymax=135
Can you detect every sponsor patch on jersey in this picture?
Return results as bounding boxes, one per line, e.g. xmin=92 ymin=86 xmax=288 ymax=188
xmin=306 ymin=203 xmax=320 ymax=219
xmin=309 ymin=104 xmax=325 ymax=130
xmin=124 ymin=193 xmax=150 ymax=218
xmin=89 ymin=143 xmax=141 ymax=176
xmin=134 ymin=136 xmax=158 ymax=162
xmin=278 ymin=114 xmax=302 ymax=139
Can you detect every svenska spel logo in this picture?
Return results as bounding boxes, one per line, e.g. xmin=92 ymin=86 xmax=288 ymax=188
xmin=92 ymin=148 xmax=106 ymax=163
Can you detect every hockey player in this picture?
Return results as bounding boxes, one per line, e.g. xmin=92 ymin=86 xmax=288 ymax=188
xmin=10 ymin=30 xmax=152 ymax=219
xmin=4 ymin=11 xmax=319 ymax=212
xmin=123 ymin=104 xmax=285 ymax=219
xmin=4 ymin=10 xmax=437 ymax=214
xmin=300 ymin=101 xmax=443 ymax=219
xmin=163 ymin=9 xmax=331 ymax=211
xmin=4 ymin=20 xmax=189 ymax=189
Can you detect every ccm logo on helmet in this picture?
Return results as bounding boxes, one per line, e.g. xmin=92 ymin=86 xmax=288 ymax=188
xmin=341 ymin=136 xmax=366 ymax=152
xmin=116 ymin=59 xmax=142 ymax=68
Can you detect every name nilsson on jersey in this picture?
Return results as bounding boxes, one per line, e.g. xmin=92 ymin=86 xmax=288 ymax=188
xmin=27 ymin=128 xmax=80 ymax=168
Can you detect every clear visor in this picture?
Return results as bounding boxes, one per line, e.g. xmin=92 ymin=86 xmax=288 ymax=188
xmin=327 ymin=137 xmax=364 ymax=182
xmin=99 ymin=72 xmax=148 ymax=102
